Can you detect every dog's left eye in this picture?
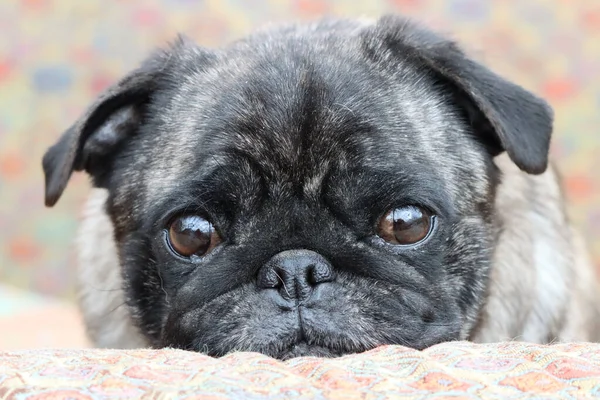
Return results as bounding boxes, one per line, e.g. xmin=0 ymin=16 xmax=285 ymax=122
xmin=167 ymin=215 xmax=221 ymax=258
xmin=377 ymin=206 xmax=433 ymax=245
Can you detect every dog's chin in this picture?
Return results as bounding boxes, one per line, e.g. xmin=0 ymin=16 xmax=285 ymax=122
xmin=268 ymin=328 xmax=457 ymax=360
xmin=277 ymin=342 xmax=342 ymax=360
xmin=162 ymin=310 xmax=463 ymax=360
xmin=256 ymin=327 xmax=376 ymax=360
xmin=193 ymin=332 xmax=376 ymax=360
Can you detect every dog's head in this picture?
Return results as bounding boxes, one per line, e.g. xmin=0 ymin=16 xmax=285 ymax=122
xmin=43 ymin=16 xmax=552 ymax=359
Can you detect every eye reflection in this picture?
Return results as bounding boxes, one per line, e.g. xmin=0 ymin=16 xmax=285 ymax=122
xmin=167 ymin=215 xmax=221 ymax=257
xmin=377 ymin=206 xmax=433 ymax=245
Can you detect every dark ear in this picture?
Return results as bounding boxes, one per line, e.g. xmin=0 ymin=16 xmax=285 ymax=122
xmin=369 ymin=15 xmax=554 ymax=174
xmin=42 ymin=70 xmax=155 ymax=207
xmin=42 ymin=36 xmax=199 ymax=207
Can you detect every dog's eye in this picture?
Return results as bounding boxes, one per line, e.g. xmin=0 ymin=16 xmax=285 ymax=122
xmin=167 ymin=215 xmax=221 ymax=257
xmin=377 ymin=206 xmax=433 ymax=245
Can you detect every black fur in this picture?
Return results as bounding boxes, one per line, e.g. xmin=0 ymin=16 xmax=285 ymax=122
xmin=43 ymin=16 xmax=553 ymax=359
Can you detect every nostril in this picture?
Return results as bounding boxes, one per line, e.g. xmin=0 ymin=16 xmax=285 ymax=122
xmin=306 ymin=265 xmax=316 ymax=285
xmin=309 ymin=262 xmax=335 ymax=285
xmin=258 ymin=265 xmax=283 ymax=289
xmin=272 ymin=266 xmax=287 ymax=288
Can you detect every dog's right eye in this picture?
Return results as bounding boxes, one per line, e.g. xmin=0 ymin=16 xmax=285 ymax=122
xmin=167 ymin=215 xmax=221 ymax=258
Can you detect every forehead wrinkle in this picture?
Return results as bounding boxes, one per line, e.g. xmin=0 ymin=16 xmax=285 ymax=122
xmin=143 ymin=150 xmax=229 ymax=211
xmin=140 ymin=24 xmax=492 ymax=221
xmin=142 ymin=55 xmax=254 ymax=209
xmin=142 ymin=85 xmax=213 ymax=208
xmin=390 ymin=67 xmax=489 ymax=205
xmin=150 ymin=34 xmax=379 ymax=205
xmin=223 ymin=64 xmax=336 ymax=191
xmin=393 ymin=79 xmax=458 ymax=203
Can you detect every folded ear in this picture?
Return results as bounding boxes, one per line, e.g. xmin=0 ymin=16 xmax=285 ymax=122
xmin=43 ymin=36 xmax=203 ymax=207
xmin=42 ymin=72 xmax=154 ymax=207
xmin=368 ymin=15 xmax=554 ymax=175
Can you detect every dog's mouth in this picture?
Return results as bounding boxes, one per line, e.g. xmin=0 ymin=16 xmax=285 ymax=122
xmin=168 ymin=312 xmax=459 ymax=360
xmin=161 ymin=280 xmax=464 ymax=359
xmin=274 ymin=321 xmax=364 ymax=360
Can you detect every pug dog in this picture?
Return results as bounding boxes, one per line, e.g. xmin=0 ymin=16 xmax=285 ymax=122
xmin=43 ymin=15 xmax=600 ymax=359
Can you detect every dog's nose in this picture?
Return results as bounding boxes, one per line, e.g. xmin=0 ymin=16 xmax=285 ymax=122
xmin=257 ymin=250 xmax=335 ymax=301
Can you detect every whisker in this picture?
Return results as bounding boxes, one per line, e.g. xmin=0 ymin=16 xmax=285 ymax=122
xmin=273 ymin=270 xmax=291 ymax=298
xmin=102 ymin=301 xmax=128 ymax=318
xmin=86 ymin=283 xmax=123 ymax=293
xmin=155 ymin=263 xmax=170 ymax=306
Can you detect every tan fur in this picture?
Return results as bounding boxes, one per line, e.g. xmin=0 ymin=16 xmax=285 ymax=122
xmin=470 ymin=154 xmax=600 ymax=343
xmin=76 ymin=189 xmax=149 ymax=348
xmin=77 ymin=154 xmax=600 ymax=348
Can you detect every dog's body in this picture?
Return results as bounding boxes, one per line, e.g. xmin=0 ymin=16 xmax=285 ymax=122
xmin=43 ymin=16 xmax=599 ymax=358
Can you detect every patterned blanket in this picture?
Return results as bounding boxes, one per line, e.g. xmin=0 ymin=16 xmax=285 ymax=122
xmin=1 ymin=342 xmax=599 ymax=399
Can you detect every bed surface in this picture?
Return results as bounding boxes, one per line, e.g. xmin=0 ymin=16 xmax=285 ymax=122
xmin=2 ymin=341 xmax=600 ymax=399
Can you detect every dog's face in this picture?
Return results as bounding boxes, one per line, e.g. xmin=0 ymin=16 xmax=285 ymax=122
xmin=43 ymin=16 xmax=553 ymax=359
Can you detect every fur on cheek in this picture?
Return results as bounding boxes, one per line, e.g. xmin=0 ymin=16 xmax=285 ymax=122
xmin=443 ymin=216 xmax=495 ymax=338
xmin=120 ymin=232 xmax=170 ymax=346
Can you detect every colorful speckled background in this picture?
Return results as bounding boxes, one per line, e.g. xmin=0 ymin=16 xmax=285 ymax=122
xmin=0 ymin=0 xmax=599 ymax=300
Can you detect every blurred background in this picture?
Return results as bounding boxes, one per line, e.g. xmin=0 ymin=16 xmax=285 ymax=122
xmin=0 ymin=0 xmax=598 ymax=349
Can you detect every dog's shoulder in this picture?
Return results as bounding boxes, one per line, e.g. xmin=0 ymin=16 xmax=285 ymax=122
xmin=471 ymin=153 xmax=600 ymax=342
xmin=76 ymin=188 xmax=149 ymax=348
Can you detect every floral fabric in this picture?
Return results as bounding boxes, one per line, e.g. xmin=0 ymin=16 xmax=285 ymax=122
xmin=1 ymin=342 xmax=600 ymax=399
